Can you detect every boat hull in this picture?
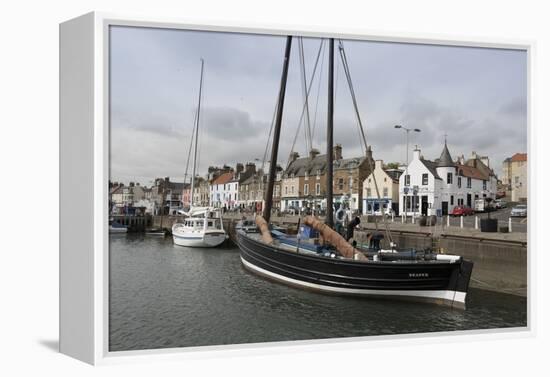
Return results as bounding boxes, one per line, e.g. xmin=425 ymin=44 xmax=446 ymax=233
xmin=237 ymin=231 xmax=473 ymax=309
xmin=173 ymin=231 xmax=227 ymax=248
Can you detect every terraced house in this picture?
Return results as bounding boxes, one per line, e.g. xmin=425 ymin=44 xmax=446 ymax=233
xmin=280 ymin=145 xmax=371 ymax=213
xmin=399 ymin=142 xmax=497 ymax=217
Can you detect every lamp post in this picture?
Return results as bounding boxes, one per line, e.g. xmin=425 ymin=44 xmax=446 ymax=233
xmin=394 ymin=125 xmax=421 ymax=219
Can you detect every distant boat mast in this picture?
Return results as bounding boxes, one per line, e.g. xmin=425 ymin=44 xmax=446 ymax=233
xmin=190 ymin=59 xmax=204 ymax=211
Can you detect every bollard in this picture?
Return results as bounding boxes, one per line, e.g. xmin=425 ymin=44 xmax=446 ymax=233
xmin=391 ymin=212 xmax=394 ymax=222
xmin=401 ymin=214 xmax=405 ymax=224
xmin=412 ymin=215 xmax=415 ymax=224
xmin=509 ymin=217 xmax=512 ymax=233
xmin=474 ymin=216 xmax=478 ymax=230
xmin=460 ymin=216 xmax=464 ymax=228
xmin=446 ymin=215 xmax=450 ymax=227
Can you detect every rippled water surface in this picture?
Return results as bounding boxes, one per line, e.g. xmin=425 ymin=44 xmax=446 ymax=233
xmin=109 ymin=234 xmax=527 ymax=351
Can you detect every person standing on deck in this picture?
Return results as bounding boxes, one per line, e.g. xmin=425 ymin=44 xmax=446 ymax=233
xmin=346 ymin=216 xmax=361 ymax=241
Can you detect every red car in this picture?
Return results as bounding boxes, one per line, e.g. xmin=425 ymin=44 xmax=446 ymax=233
xmin=450 ymin=205 xmax=474 ymax=216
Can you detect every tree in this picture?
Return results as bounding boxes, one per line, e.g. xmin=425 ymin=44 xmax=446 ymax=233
xmin=384 ymin=162 xmax=400 ymax=170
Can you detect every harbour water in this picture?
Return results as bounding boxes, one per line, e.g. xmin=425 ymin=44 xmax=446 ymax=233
xmin=109 ymin=234 xmax=527 ymax=351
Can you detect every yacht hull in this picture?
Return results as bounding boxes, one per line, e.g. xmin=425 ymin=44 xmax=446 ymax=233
xmin=237 ymin=231 xmax=473 ymax=309
xmin=173 ymin=231 xmax=227 ymax=248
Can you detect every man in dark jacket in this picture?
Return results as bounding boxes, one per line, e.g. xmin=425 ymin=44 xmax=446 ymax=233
xmin=346 ymin=216 xmax=361 ymax=241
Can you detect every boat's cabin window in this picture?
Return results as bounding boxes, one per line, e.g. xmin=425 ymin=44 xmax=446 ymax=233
xmin=195 ymin=220 xmax=204 ymax=228
xmin=207 ymin=221 xmax=214 ymax=227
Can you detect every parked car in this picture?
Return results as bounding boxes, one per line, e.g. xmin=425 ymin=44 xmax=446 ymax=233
xmin=284 ymin=206 xmax=300 ymax=215
xmin=510 ymin=204 xmax=527 ymax=217
xmin=494 ymin=199 xmax=508 ymax=209
xmin=450 ymin=205 xmax=474 ymax=217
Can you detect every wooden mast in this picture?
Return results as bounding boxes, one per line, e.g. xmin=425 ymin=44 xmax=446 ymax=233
xmin=263 ymin=36 xmax=292 ymax=223
xmin=326 ymin=38 xmax=335 ymax=228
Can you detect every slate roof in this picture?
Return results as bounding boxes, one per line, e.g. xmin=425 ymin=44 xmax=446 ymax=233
xmin=437 ymin=142 xmax=455 ymax=167
xmin=420 ymin=159 xmax=442 ymax=180
xmin=333 ymin=157 xmax=366 ymax=170
xmin=285 ymin=154 xmax=328 ymax=177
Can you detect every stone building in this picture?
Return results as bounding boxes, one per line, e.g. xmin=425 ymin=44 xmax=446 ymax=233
xmin=502 ymin=153 xmax=527 ymax=202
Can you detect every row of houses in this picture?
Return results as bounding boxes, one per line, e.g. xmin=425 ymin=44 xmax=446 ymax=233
xmin=109 ymin=141 xmax=526 ymax=218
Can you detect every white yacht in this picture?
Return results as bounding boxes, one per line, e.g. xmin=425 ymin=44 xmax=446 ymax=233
xmin=172 ymin=207 xmax=227 ymax=247
xmin=171 ymin=59 xmax=227 ymax=248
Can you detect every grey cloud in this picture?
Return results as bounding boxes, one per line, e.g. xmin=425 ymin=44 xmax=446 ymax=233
xmin=109 ymin=26 xmax=527 ymax=184
xmin=500 ymin=98 xmax=527 ymax=116
xmin=201 ymin=107 xmax=266 ymax=140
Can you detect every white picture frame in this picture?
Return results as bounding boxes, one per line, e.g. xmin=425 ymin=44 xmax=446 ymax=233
xmin=59 ymin=11 xmax=534 ymax=365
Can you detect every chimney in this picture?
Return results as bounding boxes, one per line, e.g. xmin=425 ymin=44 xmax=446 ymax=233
xmin=375 ymin=160 xmax=383 ymax=170
xmin=333 ymin=144 xmax=343 ymax=160
xmin=289 ymin=151 xmax=300 ymax=162
xmin=471 ymin=151 xmax=477 ymax=159
xmin=413 ymin=147 xmax=421 ymax=161
xmin=236 ymin=163 xmax=244 ymax=174
xmin=309 ymin=148 xmax=320 ymax=159
xmin=245 ymin=162 xmax=256 ymax=174
xmin=480 ymin=156 xmax=490 ymax=168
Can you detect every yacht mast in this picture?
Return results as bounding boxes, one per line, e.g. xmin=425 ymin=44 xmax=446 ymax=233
xmin=263 ymin=36 xmax=292 ymax=223
xmin=190 ymin=59 xmax=204 ymax=210
xmin=326 ymin=38 xmax=335 ymax=228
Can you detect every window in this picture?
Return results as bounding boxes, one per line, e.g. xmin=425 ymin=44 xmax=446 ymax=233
xmin=467 ymin=177 xmax=472 ymax=188
xmin=383 ymin=187 xmax=388 ymax=197
xmin=315 ymin=183 xmax=321 ymax=195
xmin=367 ymin=188 xmax=372 ymax=197
xmin=338 ymin=178 xmax=344 ymax=190
xmin=405 ymin=175 xmax=410 ymax=186
xmin=457 ymin=177 xmax=462 ymax=188
xmin=451 ymin=195 xmax=454 ymax=205
xmin=285 ymin=186 xmax=288 ymax=195
xmin=349 ymin=177 xmax=353 ymax=190
xmin=514 ymin=176 xmax=519 ymax=184
xmin=291 ymin=186 xmax=294 ymax=194
xmin=422 ymin=173 xmax=428 ymax=185
xmin=316 ymin=169 xmax=321 ymax=179
xmin=304 ymin=184 xmax=309 ymax=195
xmin=305 ymin=171 xmax=309 ymax=180
xmin=483 ymin=180 xmax=487 ymax=190
xmin=447 ymin=172 xmax=453 ymax=184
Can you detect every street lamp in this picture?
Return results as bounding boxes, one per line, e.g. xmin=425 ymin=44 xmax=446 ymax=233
xmin=394 ymin=125 xmax=421 ymax=219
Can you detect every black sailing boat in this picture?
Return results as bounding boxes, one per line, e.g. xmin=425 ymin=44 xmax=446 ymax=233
xmin=236 ymin=36 xmax=473 ymax=309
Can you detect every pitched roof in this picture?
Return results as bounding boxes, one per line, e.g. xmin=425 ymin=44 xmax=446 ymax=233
xmin=420 ymin=159 xmax=442 ymax=180
xmin=511 ymin=153 xmax=527 ymax=162
xmin=286 ymin=154 xmax=327 ymax=177
xmin=437 ymin=142 xmax=454 ymax=167
xmin=333 ymin=156 xmax=366 ymax=170
xmin=211 ymin=172 xmax=234 ymax=185
xmin=456 ymin=164 xmax=489 ymax=180
xmin=464 ymin=157 xmax=495 ymax=178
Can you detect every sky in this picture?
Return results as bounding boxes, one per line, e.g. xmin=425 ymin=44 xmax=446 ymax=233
xmin=109 ymin=25 xmax=527 ymax=186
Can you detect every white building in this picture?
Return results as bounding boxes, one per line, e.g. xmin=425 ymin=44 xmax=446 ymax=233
xmin=362 ymin=160 xmax=402 ymax=215
xmin=209 ymin=172 xmax=235 ymax=209
xmin=399 ymin=143 xmax=497 ymax=216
